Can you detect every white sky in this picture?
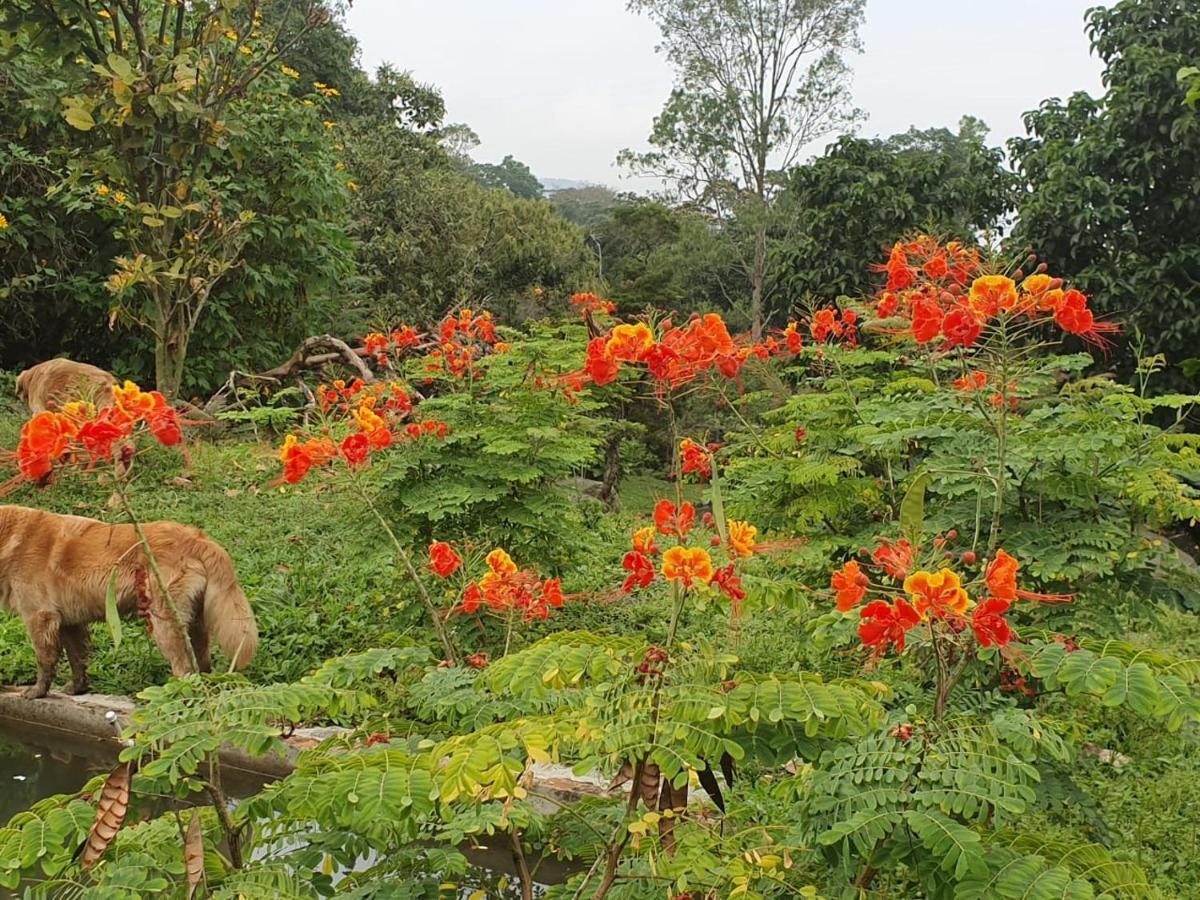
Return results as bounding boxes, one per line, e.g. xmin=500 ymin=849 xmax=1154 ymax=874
xmin=343 ymin=1 xmax=1108 ymax=192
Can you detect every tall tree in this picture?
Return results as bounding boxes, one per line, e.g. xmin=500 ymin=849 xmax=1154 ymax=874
xmin=620 ymin=0 xmax=864 ymax=336
xmin=1008 ymin=0 xmax=1200 ymax=385
xmin=472 ymin=154 xmax=544 ymax=200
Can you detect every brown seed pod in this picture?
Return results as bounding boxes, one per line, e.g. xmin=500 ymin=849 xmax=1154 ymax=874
xmin=184 ymin=809 xmax=204 ymax=899
xmin=80 ymin=761 xmax=136 ymax=869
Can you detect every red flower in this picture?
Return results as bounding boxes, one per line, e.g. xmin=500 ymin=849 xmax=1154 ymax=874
xmin=831 ymin=560 xmax=869 ymax=613
xmin=428 ymin=541 xmax=463 ymax=578
xmin=858 ymin=598 xmax=921 ymax=654
xmin=885 ymin=244 xmax=915 ymax=291
xmin=986 ymin=549 xmax=1072 ymax=604
xmin=583 ymin=337 xmax=621 ymax=385
xmin=953 ymin=371 xmax=988 ymax=392
xmin=794 ymin=426 xmax=807 ymax=444
xmin=77 ymin=416 xmax=127 ymax=464
xmin=810 ymin=308 xmax=842 ymax=342
xmin=709 ymin=563 xmax=745 ymax=602
xmin=622 ymin=551 xmax=656 ymax=592
xmin=942 ymin=307 xmax=982 ymax=348
xmin=466 ymin=651 xmax=490 ymax=669
xmin=911 ymin=296 xmax=944 ymax=343
xmin=679 ymin=439 xmax=712 ymax=479
xmin=654 ymin=499 xmax=696 ymax=537
xmin=972 ymin=597 xmax=1014 ymax=648
xmin=405 ymin=422 xmax=421 ymax=439
xmin=876 ymin=292 xmax=899 ymax=319
xmin=871 ymin=539 xmax=915 ymax=581
xmin=340 ymin=432 xmax=371 ymax=467
xmin=922 ymin=254 xmax=948 ymax=280
xmin=462 ymin=583 xmax=484 ymax=614
xmin=1054 ymin=289 xmax=1118 ymax=348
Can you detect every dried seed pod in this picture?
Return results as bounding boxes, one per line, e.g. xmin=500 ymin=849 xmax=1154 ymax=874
xmin=184 ymin=809 xmax=204 ymax=899
xmin=80 ymin=761 xmax=135 ymax=869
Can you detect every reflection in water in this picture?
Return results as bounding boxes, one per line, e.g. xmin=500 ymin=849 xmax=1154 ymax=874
xmin=0 ymin=719 xmax=112 ymax=823
xmin=0 ymin=719 xmax=570 ymax=897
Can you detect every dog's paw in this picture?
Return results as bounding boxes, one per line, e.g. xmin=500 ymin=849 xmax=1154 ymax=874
xmin=20 ymin=684 xmax=50 ymax=700
xmin=64 ymin=680 xmax=90 ymax=696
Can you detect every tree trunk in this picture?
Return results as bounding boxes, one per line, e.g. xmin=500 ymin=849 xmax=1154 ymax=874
xmin=154 ymin=320 xmax=189 ymax=397
xmin=750 ymin=220 xmax=767 ymax=340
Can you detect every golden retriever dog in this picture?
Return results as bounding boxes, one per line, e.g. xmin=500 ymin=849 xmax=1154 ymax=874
xmin=0 ymin=505 xmax=258 ymax=699
xmin=15 ymin=358 xmax=117 ymax=414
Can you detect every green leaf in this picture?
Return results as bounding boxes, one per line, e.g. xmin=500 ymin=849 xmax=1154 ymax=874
xmin=106 ymin=52 xmax=135 ymax=83
xmin=900 ymin=471 xmax=931 ymax=539
xmin=63 ymin=107 xmax=95 ymax=131
xmin=105 ymin=569 xmax=122 ymax=650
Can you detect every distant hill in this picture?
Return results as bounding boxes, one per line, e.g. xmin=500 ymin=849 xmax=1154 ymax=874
xmin=539 ymin=177 xmax=597 ymax=194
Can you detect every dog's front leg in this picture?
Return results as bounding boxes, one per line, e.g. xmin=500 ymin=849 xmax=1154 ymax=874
xmin=61 ymin=624 xmax=91 ymax=695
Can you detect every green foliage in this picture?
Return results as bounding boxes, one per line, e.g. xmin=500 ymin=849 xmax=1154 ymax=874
xmin=772 ymin=118 xmax=1017 ymax=313
xmin=1008 ymin=0 xmax=1200 ymax=387
xmin=471 ymin=154 xmax=544 ymax=199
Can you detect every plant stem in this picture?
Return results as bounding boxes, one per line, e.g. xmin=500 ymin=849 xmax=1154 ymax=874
xmin=350 ymin=476 xmax=457 ymax=665
xmin=987 ymin=319 xmax=1011 ymax=553
xmin=204 ymin=754 xmax=242 ymax=869
xmin=114 ymin=478 xmax=198 ymax=673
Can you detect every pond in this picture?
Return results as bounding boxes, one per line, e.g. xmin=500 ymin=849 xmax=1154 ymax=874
xmin=0 ymin=718 xmax=571 ymax=897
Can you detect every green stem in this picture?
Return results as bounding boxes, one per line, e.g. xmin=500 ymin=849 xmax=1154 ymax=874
xmin=114 ymin=477 xmax=198 ymax=673
xmin=987 ymin=318 xmax=1011 ymax=553
xmin=350 ymin=476 xmax=457 ymax=665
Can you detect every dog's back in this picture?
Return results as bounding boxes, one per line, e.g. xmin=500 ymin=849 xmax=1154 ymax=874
xmin=15 ymin=359 xmax=116 ymax=413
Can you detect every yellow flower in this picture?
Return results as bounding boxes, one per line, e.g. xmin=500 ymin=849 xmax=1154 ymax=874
xmin=485 ymin=548 xmax=517 ymax=576
xmin=112 ymin=191 xmax=127 ymax=204
xmin=726 ymin=519 xmax=757 ymax=558
xmin=334 ymin=161 xmax=345 ymax=171
xmin=238 ymin=45 xmax=252 ymax=56
xmin=904 ymin=568 xmax=971 ymax=618
xmin=661 ymin=546 xmax=714 ymax=589
xmin=0 ymin=212 xmax=8 ymax=230
xmin=224 ymin=29 xmax=237 ymax=40
xmin=98 ymin=8 xmax=111 ymax=17
xmin=346 ymin=181 xmax=359 ymax=192
xmin=96 ymin=184 xmax=110 ymax=196
xmin=323 ymin=120 xmax=335 ymax=130
xmin=279 ymin=65 xmax=300 ymax=79
xmin=313 ymin=81 xmax=327 ymax=90
xmin=303 ymin=99 xmax=315 ymax=107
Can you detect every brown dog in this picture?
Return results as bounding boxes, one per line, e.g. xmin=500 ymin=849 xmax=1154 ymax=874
xmin=15 ymin=359 xmax=117 ymax=414
xmin=0 ymin=505 xmax=258 ymax=699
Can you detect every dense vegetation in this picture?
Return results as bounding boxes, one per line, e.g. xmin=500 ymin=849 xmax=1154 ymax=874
xmin=0 ymin=0 xmax=1198 ymax=898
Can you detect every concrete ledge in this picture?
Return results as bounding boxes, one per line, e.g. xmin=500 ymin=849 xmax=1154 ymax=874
xmin=0 ymin=688 xmax=613 ymax=803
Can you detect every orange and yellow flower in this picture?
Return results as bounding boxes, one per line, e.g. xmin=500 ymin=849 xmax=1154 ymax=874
xmin=904 ymin=568 xmax=971 ymax=618
xmin=831 ymin=560 xmax=869 ymax=613
xmin=726 ymin=519 xmax=757 ymax=558
xmin=661 ymin=546 xmax=714 ymax=589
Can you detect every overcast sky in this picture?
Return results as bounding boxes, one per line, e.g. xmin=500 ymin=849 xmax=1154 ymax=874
xmin=343 ymin=1 xmax=1108 ymax=192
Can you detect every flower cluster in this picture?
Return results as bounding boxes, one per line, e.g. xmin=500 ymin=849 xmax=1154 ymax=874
xmin=362 ymin=328 xmax=421 ymax=368
xmin=873 ymin=237 xmax=1118 ymax=350
xmin=566 ymin=312 xmax=797 ymax=393
xmin=278 ymin=380 xmax=447 ymax=484
xmin=621 ymin=499 xmax=759 ymax=619
xmin=570 ymin=291 xmax=616 ymax=318
xmin=679 ymin=439 xmax=714 ymax=480
xmin=9 ymin=381 xmax=183 ymax=483
xmin=359 ymin=308 xmax=504 ymax=379
xmin=830 ymin=537 xmax=1071 ymax=657
xmin=454 ymin=548 xmax=565 ymax=622
xmin=808 ymin=307 xmax=859 ymax=346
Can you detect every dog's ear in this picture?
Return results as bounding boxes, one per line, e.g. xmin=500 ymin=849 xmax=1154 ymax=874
xmin=14 ymin=369 xmax=28 ymax=403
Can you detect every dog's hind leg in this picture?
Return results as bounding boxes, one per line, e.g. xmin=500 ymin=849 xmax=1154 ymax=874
xmin=188 ymin=614 xmax=211 ymax=673
xmin=21 ymin=611 xmax=62 ymax=700
xmin=61 ymin=624 xmax=91 ymax=695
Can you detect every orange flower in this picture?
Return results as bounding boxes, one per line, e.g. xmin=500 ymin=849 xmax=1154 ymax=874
xmin=985 ymin=549 xmax=1072 ymax=604
xmin=810 ymin=308 xmax=842 ymax=342
xmin=583 ymin=337 xmax=622 ymax=386
xmin=904 ymin=568 xmax=970 ymax=618
xmin=661 ymin=546 xmax=714 ymax=588
xmin=428 ymin=541 xmax=462 ymax=578
xmin=831 ymin=560 xmax=869 ymax=612
xmin=871 ymin=539 xmax=914 ymax=580
xmin=654 ymin=499 xmax=695 ymax=537
xmin=953 ymin=371 xmax=989 ymax=391
xmin=941 ymin=306 xmax=982 ymax=348
xmin=910 ymin=296 xmax=944 ymax=343
xmin=485 ymin=548 xmax=518 ymax=576
xmin=632 ymin=526 xmax=659 ymax=555
xmin=922 ymin=253 xmax=948 ymax=280
xmin=279 ymin=434 xmax=334 ymax=484
xmin=605 ymin=323 xmax=654 ymax=361
xmin=968 ymin=275 xmax=1018 ymax=317
xmin=1020 ymin=273 xmax=1053 ymax=297
xmin=726 ymin=519 xmax=757 ymax=558
xmin=885 ymin=243 xmax=915 ymax=291
xmin=77 ymin=414 xmax=128 ymax=464
xmin=16 ymin=411 xmax=76 ymax=478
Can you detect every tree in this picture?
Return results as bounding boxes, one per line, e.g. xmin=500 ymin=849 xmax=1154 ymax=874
xmin=620 ymin=0 xmax=864 ymax=337
xmin=472 ymin=154 xmax=544 ymax=199
xmin=771 ymin=118 xmax=1017 ymax=304
xmin=1008 ymin=0 xmax=1200 ymax=384
xmin=5 ymin=0 xmax=344 ymax=395
xmin=551 ymin=185 xmax=623 ymax=230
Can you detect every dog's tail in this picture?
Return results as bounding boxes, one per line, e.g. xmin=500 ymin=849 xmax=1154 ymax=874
xmin=199 ymin=540 xmax=258 ymax=670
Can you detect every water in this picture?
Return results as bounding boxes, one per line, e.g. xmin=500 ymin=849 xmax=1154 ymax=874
xmin=0 ymin=720 xmax=573 ymax=896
